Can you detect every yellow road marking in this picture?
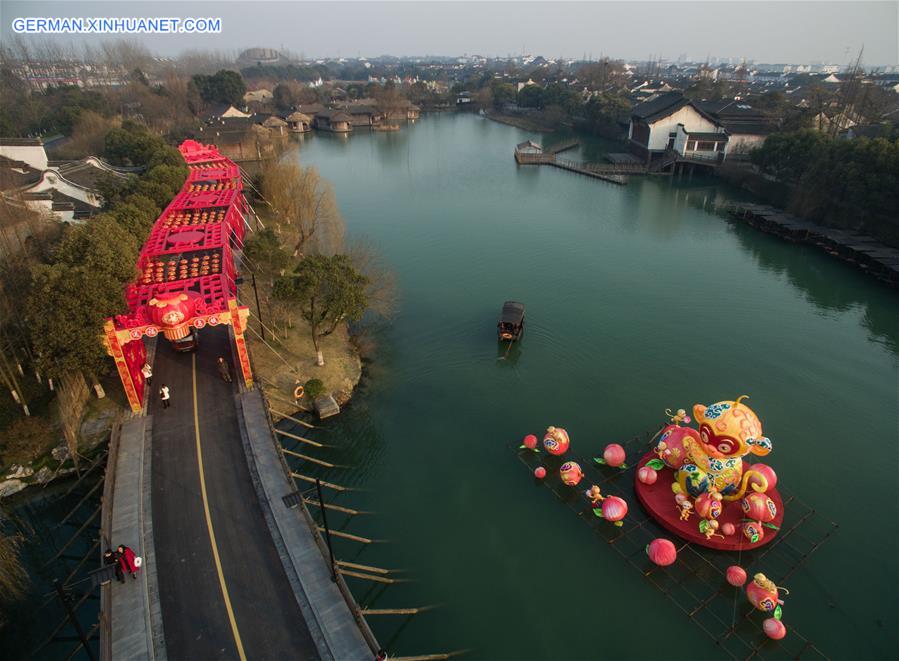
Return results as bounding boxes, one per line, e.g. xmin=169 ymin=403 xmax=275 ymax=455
xmin=192 ymin=355 xmax=247 ymax=661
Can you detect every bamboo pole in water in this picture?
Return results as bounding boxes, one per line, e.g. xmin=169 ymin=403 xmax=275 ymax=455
xmin=335 ymin=560 xmax=392 ymax=574
xmin=269 ymin=407 xmax=318 ymax=428
xmin=290 ymin=472 xmax=350 ymax=491
xmin=303 ymin=498 xmax=363 ymax=515
xmin=316 ymin=527 xmax=373 ymax=543
xmin=280 ymin=447 xmax=335 ymax=468
xmin=274 ymin=428 xmax=325 ymax=447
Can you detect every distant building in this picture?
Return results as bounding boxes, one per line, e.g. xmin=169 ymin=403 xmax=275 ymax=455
xmin=695 ymin=101 xmax=779 ymax=155
xmin=244 ymin=89 xmax=273 ymax=104
xmin=286 ymin=112 xmax=313 ymax=133
xmin=0 ymin=138 xmax=48 ymax=171
xmin=313 ymin=110 xmax=352 ymax=133
xmin=202 ymin=104 xmax=251 ymax=122
xmin=237 ymin=48 xmax=286 ymax=67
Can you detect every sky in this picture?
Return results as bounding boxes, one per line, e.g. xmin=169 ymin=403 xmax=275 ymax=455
xmin=1 ymin=1 xmax=897 ymax=65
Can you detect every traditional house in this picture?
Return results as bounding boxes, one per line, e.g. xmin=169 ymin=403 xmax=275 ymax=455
xmin=344 ymin=105 xmax=383 ymax=128
xmin=313 ymin=110 xmax=352 ymax=133
xmin=0 ymin=137 xmax=48 ymax=171
xmin=628 ymin=92 xmax=727 ymax=163
xmin=261 ymin=115 xmax=288 ymax=136
xmin=202 ymin=103 xmax=251 ymax=122
xmin=286 ymin=112 xmax=313 ymax=133
xmin=695 ymin=101 xmax=779 ymax=156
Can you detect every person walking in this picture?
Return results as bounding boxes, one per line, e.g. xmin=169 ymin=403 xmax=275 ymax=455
xmin=117 ymin=544 xmax=140 ymax=581
xmin=104 ymin=547 xmax=124 ymax=584
xmin=159 ymin=384 xmax=170 ymax=409
xmin=216 ymin=356 xmax=232 ymax=383
xmin=141 ymin=362 xmax=152 ymax=385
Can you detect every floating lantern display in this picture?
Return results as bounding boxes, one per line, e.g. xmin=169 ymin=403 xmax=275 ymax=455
xmin=694 ymin=491 xmax=723 ymax=519
xmin=596 ymin=443 xmax=627 ymax=468
xmin=646 ymin=538 xmax=677 ymax=566
xmin=763 ymin=618 xmax=787 ymax=640
xmin=560 ymin=461 xmax=584 ymax=486
xmin=637 ymin=465 xmax=658 ymax=484
xmin=521 ymin=434 xmax=538 ymax=450
xmin=746 ymin=573 xmax=785 ymax=613
xmin=534 ymin=467 xmax=547 ymax=479
xmin=598 ymin=495 xmax=628 ymax=525
xmin=742 ymin=492 xmax=777 ymax=523
xmin=721 ymin=522 xmax=736 ymax=536
xmin=653 ymin=424 xmax=700 ymax=470
xmin=543 ymin=426 xmax=570 ymax=456
xmin=726 ymin=565 xmax=747 ymax=587
xmin=748 ymin=463 xmax=778 ymax=492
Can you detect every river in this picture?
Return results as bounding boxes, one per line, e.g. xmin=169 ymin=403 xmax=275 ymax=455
xmin=280 ymin=113 xmax=898 ymax=660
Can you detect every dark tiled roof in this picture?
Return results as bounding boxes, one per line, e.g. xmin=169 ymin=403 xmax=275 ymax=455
xmin=56 ymin=159 xmax=131 ymax=189
xmin=0 ymin=137 xmax=44 ymax=147
xmin=684 ymin=131 xmax=729 ymax=141
xmin=631 ymin=92 xmax=688 ymax=122
xmin=720 ymin=121 xmax=777 ymax=136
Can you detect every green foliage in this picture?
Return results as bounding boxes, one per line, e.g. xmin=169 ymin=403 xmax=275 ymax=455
xmin=752 ymin=130 xmax=899 ymax=244
xmin=517 ymin=85 xmax=544 ymax=109
xmin=303 ymin=378 xmax=326 ymax=400
xmin=244 ymin=228 xmax=290 ymax=283
xmin=53 ymin=215 xmax=138 ymax=284
xmin=272 ymin=254 xmax=368 ymax=352
xmin=26 ymin=263 xmax=124 ymax=378
xmin=192 ymin=69 xmax=247 ymax=107
xmin=136 ymin=164 xmax=189 ymax=207
xmin=273 ymin=83 xmax=294 ymax=111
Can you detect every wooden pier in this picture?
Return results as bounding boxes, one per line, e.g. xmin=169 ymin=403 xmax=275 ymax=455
xmin=726 ymin=203 xmax=899 ymax=288
xmin=514 ymin=144 xmax=645 ymax=184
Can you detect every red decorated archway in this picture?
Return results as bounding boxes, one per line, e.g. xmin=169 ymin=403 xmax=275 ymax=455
xmin=103 ymin=140 xmax=253 ymax=413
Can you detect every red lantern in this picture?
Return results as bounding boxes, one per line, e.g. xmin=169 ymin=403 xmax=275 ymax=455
xmin=600 ymin=495 xmax=628 ymax=525
xmin=534 ymin=467 xmax=546 ymax=479
xmin=746 ymin=573 xmax=781 ymax=612
xmin=695 ymin=492 xmax=723 ymax=519
xmin=726 ymin=565 xmax=747 ymax=587
xmin=542 ymin=427 xmax=570 ymax=456
xmin=646 ymin=538 xmax=677 ymax=566
xmin=601 ymin=443 xmax=626 ymax=467
xmin=721 ymin=522 xmax=736 ymax=536
xmin=763 ymin=618 xmax=787 ymax=640
xmin=560 ymin=461 xmax=584 ymax=486
xmin=743 ymin=520 xmax=765 ymax=544
xmin=637 ymin=466 xmax=658 ymax=484
xmin=742 ymin=492 xmax=777 ymax=522
xmin=522 ymin=434 xmax=538 ymax=450
xmin=747 ymin=463 xmax=778 ymax=492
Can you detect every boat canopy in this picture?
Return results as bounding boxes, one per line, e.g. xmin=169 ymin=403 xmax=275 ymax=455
xmin=501 ymin=301 xmax=525 ymax=325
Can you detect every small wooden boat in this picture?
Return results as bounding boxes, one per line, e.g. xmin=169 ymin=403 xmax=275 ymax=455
xmin=497 ymin=301 xmax=525 ymax=341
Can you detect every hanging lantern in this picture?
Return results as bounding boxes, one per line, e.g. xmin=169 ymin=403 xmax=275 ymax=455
xmin=646 ymin=538 xmax=677 ymax=566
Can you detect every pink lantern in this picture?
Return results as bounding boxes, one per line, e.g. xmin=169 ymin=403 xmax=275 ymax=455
xmin=763 ymin=618 xmax=787 ymax=640
xmin=646 ymin=538 xmax=677 ymax=566
xmin=543 ymin=427 xmax=570 ymax=456
xmin=654 ymin=425 xmax=700 ymax=470
xmin=534 ymin=467 xmax=547 ymax=479
xmin=748 ymin=463 xmax=778 ymax=492
xmin=600 ymin=495 xmax=628 ymax=526
xmin=721 ymin=522 xmax=736 ymax=536
xmin=601 ymin=443 xmax=626 ymax=468
xmin=522 ymin=434 xmax=538 ymax=450
xmin=746 ymin=574 xmax=781 ymax=613
xmin=742 ymin=492 xmax=777 ymax=523
xmin=694 ymin=492 xmax=723 ymax=519
xmin=726 ymin=565 xmax=747 ymax=587
xmin=560 ymin=461 xmax=584 ymax=486
xmin=637 ymin=466 xmax=658 ymax=484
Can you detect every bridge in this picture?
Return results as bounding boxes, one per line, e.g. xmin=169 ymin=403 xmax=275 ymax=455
xmin=98 ymin=141 xmax=376 ymax=660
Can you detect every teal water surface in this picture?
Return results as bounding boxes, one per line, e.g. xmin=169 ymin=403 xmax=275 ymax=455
xmin=282 ymin=114 xmax=898 ymax=660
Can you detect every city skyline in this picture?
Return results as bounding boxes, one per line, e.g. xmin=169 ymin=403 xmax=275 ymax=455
xmin=1 ymin=1 xmax=897 ymax=66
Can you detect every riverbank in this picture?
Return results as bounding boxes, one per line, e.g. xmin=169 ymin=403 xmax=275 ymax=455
xmin=238 ymin=281 xmax=362 ymax=414
xmin=483 ymin=109 xmax=557 ymax=133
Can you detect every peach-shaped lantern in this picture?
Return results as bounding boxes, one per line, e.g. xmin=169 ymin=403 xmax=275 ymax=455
xmin=746 ymin=573 xmax=784 ymax=613
xmin=726 ymin=565 xmax=747 ymax=587
xmin=743 ymin=520 xmax=765 ymax=544
xmin=695 ymin=491 xmax=723 ymax=519
xmin=646 ymin=538 xmax=677 ymax=566
xmin=763 ymin=618 xmax=787 ymax=640
xmin=742 ymin=492 xmax=777 ymax=523
xmin=522 ymin=434 xmax=538 ymax=450
xmin=600 ymin=443 xmax=627 ymax=468
xmin=534 ymin=467 xmax=546 ymax=479
xmin=748 ymin=463 xmax=778 ymax=492
xmin=637 ymin=466 xmax=658 ymax=484
xmin=721 ymin=522 xmax=736 ymax=536
xmin=599 ymin=495 xmax=628 ymax=526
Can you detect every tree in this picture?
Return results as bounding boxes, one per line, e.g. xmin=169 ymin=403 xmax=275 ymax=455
xmin=272 ymin=254 xmax=367 ymax=366
xmin=261 ymin=160 xmax=345 ymax=257
xmin=272 ymin=83 xmax=295 ymax=111
xmin=54 ymin=215 xmax=138 ymax=284
xmin=192 ymin=69 xmax=246 ymax=107
xmin=517 ymin=85 xmax=545 ymax=109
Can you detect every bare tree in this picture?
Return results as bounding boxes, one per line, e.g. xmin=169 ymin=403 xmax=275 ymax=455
xmin=260 ymin=160 xmax=345 ymax=258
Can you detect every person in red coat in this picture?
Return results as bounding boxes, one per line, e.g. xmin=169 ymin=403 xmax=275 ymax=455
xmin=117 ymin=545 xmax=140 ymax=580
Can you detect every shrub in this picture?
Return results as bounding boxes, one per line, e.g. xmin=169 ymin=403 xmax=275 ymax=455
xmin=303 ymin=378 xmax=326 ymax=400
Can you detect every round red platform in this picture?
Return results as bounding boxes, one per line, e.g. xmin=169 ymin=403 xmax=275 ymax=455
xmin=633 ymin=451 xmax=784 ymax=551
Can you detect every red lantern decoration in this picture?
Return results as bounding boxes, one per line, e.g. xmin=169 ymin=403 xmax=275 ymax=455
xmin=560 ymin=461 xmax=584 ymax=486
xmin=542 ymin=427 xmax=570 ymax=456
xmin=747 ymin=463 xmax=778 ymax=492
xmin=534 ymin=467 xmax=546 ymax=479
xmin=721 ymin=522 xmax=736 ymax=536
xmin=601 ymin=443 xmax=626 ymax=467
xmin=726 ymin=565 xmax=747 ymax=587
xmin=695 ymin=492 xmax=723 ymax=519
xmin=522 ymin=434 xmax=538 ymax=450
xmin=599 ymin=495 xmax=628 ymax=525
xmin=646 ymin=538 xmax=677 ymax=566
xmin=637 ymin=466 xmax=658 ymax=484
xmin=763 ymin=618 xmax=787 ymax=640
xmin=742 ymin=492 xmax=777 ymax=523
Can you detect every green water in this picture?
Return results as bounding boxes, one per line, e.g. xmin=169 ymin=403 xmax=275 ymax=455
xmin=283 ymin=114 xmax=899 ymax=660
